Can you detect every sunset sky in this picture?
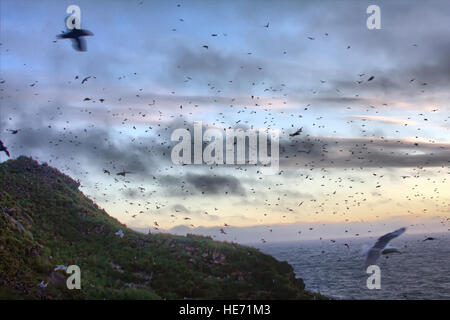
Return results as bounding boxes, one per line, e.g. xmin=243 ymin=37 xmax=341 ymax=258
xmin=1 ymin=0 xmax=449 ymax=242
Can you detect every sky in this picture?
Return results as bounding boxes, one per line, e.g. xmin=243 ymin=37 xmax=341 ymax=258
xmin=1 ymin=0 xmax=449 ymax=242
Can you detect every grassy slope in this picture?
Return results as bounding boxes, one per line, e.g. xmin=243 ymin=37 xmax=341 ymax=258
xmin=0 ymin=156 xmax=324 ymax=300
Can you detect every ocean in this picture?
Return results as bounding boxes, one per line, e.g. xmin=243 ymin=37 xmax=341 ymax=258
xmin=253 ymin=232 xmax=450 ymax=299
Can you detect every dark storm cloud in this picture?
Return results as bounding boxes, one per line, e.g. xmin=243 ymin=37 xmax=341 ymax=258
xmin=122 ymin=188 xmax=139 ymax=199
xmin=309 ymin=95 xmax=372 ymax=105
xmin=2 ymin=111 xmax=172 ymax=178
xmin=279 ymin=135 xmax=450 ymax=168
xmin=185 ymin=173 xmax=246 ymax=195
xmin=2 ymin=0 xmax=449 ymax=177
xmin=160 ymin=173 xmax=246 ymax=196
xmin=3 ymin=104 xmax=448 ymax=187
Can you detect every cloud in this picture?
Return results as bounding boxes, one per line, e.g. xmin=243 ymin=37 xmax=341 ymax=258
xmin=172 ymin=204 xmax=190 ymax=213
xmin=348 ymin=115 xmax=417 ymax=126
xmin=1 ymin=110 xmax=172 ymax=179
xmin=279 ymin=135 xmax=450 ymax=168
xmin=160 ymin=173 xmax=247 ymax=196
xmin=185 ymin=173 xmax=246 ymax=195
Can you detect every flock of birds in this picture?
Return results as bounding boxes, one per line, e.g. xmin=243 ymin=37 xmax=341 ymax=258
xmin=1 ymin=2 xmax=449 ymax=277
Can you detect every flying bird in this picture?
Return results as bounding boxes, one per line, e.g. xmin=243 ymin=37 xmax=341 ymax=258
xmin=365 ymin=227 xmax=406 ymax=268
xmin=81 ymin=76 xmax=91 ymax=84
xmin=57 ymin=28 xmax=94 ymax=51
xmin=116 ymin=171 xmax=131 ymax=177
xmin=289 ymin=127 xmax=303 ymax=137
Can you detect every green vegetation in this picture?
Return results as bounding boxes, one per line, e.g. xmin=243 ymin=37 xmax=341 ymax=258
xmin=0 ymin=156 xmax=325 ymax=300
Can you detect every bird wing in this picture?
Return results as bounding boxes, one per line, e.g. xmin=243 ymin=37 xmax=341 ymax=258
xmin=372 ymin=227 xmax=406 ymax=250
xmin=56 ymin=33 xmax=70 ymax=39
xmin=365 ymin=227 xmax=406 ymax=267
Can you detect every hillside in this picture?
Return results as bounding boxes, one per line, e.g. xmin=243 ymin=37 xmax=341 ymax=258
xmin=0 ymin=156 xmax=324 ymax=300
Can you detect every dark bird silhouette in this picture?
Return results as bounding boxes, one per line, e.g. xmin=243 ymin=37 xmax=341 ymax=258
xmin=116 ymin=171 xmax=131 ymax=177
xmin=423 ymin=237 xmax=436 ymax=241
xmin=0 ymin=141 xmax=10 ymax=157
xmin=289 ymin=127 xmax=303 ymax=137
xmin=367 ymin=76 xmax=375 ymax=81
xmin=7 ymin=129 xmax=19 ymax=134
xmin=81 ymin=76 xmax=91 ymax=84
xmin=57 ymin=28 xmax=93 ymax=51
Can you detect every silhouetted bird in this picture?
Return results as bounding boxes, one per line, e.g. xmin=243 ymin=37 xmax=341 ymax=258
xmin=0 ymin=140 xmax=10 ymax=157
xmin=81 ymin=76 xmax=91 ymax=84
xmin=57 ymin=28 xmax=93 ymax=51
xmin=116 ymin=171 xmax=131 ymax=177
xmin=289 ymin=127 xmax=303 ymax=137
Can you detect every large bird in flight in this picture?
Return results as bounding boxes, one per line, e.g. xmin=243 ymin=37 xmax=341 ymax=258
xmin=57 ymin=28 xmax=93 ymax=51
xmin=365 ymin=227 xmax=406 ymax=268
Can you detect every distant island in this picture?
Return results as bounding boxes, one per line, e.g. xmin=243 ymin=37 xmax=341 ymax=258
xmin=0 ymin=156 xmax=325 ymax=299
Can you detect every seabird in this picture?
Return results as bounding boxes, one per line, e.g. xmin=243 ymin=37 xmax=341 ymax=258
xmin=289 ymin=127 xmax=303 ymax=137
xmin=57 ymin=28 xmax=93 ymax=51
xmin=365 ymin=227 xmax=406 ymax=268
xmin=116 ymin=171 xmax=131 ymax=177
